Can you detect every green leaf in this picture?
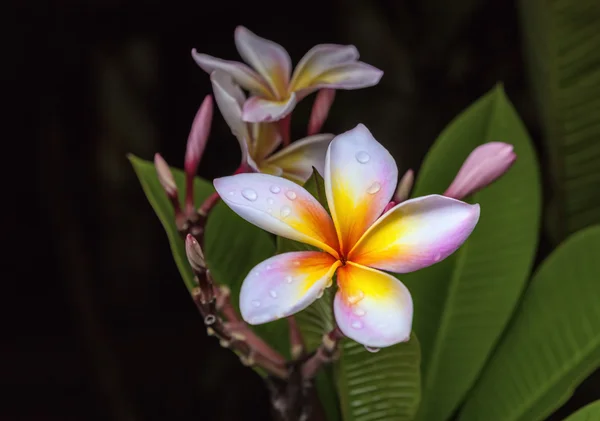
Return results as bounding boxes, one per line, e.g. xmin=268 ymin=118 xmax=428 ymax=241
xmin=129 ymin=155 xmax=288 ymax=359
xmin=400 ymin=85 xmax=542 ymax=421
xmin=336 ymin=334 xmax=421 ymax=421
xmin=460 ymin=225 xmax=600 ymax=421
xmin=563 ymin=400 xmax=600 ymax=421
xmin=518 ymin=0 xmax=600 ymax=241
xmin=128 ymin=154 xmax=213 ymax=292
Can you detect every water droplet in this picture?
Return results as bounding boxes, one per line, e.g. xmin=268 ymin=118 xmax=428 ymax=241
xmin=241 ymin=188 xmax=258 ymax=201
xmin=228 ymin=191 xmax=235 ymax=196
xmin=254 ymin=271 xmax=260 ymax=277
xmin=293 ymin=261 xmax=300 ymax=266
xmin=326 ymin=278 xmax=333 ymax=288
xmin=434 ymin=252 xmax=442 ymax=262
xmin=267 ymin=208 xmax=273 ymax=214
xmin=285 ymin=191 xmax=297 ymax=200
xmin=353 ymin=308 xmax=366 ymax=317
xmin=316 ymin=289 xmax=324 ymax=299
xmin=367 ymin=182 xmax=381 ymax=194
xmin=365 ymin=346 xmax=380 ymax=353
xmin=355 ymin=151 xmax=370 ymax=164
xmin=267 ymin=197 xmax=274 ymax=205
xmin=252 ymin=300 xmax=261 ymax=307
xmin=284 ymin=275 xmax=293 ymax=284
xmin=269 ymin=290 xmax=278 ymax=298
xmin=348 ymin=290 xmax=365 ymax=304
xmin=266 ymin=265 xmax=272 ymax=270
xmin=351 ymin=321 xmax=363 ymax=329
xmin=270 ymin=185 xmax=281 ymax=194
xmin=280 ymin=206 xmax=291 ymax=218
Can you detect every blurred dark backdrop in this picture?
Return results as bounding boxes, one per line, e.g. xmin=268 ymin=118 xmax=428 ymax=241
xmin=6 ymin=0 xmax=598 ymax=420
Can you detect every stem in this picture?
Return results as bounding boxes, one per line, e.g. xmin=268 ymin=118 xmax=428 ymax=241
xmin=287 ymin=316 xmax=305 ymax=359
xmin=301 ymin=327 xmax=344 ymax=379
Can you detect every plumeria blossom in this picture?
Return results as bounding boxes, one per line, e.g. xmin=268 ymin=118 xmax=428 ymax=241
xmin=213 ymin=124 xmax=480 ymax=348
xmin=212 ymin=70 xmax=333 ymax=184
xmin=193 ymin=26 xmax=383 ymax=123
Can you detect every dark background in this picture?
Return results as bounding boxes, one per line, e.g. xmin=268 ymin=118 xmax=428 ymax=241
xmin=6 ymin=0 xmax=599 ymax=420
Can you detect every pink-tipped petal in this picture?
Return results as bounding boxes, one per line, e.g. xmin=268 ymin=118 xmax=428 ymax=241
xmin=444 ymin=142 xmax=517 ymax=199
xmin=325 ymin=124 xmax=398 ymax=255
xmin=307 ymin=89 xmax=336 ymax=135
xmin=184 ymin=95 xmax=213 ymax=174
xmin=251 ymin=122 xmax=282 ymax=161
xmin=240 ymin=251 xmax=341 ymax=324
xmin=213 ymin=173 xmax=339 ymax=256
xmin=349 ymin=195 xmax=480 ymax=273
xmin=290 ymin=44 xmax=360 ymax=95
xmin=394 ymin=169 xmax=414 ymax=203
xmin=265 ymin=134 xmax=334 ymax=184
xmin=234 ymin=26 xmax=291 ymax=98
xmin=211 ymin=71 xmax=253 ymax=166
xmin=191 ymin=49 xmax=272 ymax=97
xmin=242 ymin=93 xmax=297 ymax=123
xmin=334 ymin=262 xmax=413 ymax=348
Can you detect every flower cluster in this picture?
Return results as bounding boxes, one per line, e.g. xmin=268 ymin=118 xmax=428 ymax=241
xmin=158 ymin=26 xmax=517 ymax=349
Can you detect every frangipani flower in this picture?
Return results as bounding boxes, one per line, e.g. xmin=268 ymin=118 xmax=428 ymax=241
xmin=193 ymin=26 xmax=383 ymax=123
xmin=213 ymin=124 xmax=480 ymax=348
xmin=212 ymin=71 xmax=333 ymax=184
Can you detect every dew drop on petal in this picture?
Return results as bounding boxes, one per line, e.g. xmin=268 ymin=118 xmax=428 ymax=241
xmin=347 ymin=290 xmax=365 ymax=304
xmin=351 ymin=321 xmax=363 ymax=329
xmin=267 ymin=197 xmax=274 ymax=205
xmin=269 ymin=290 xmax=278 ymax=298
xmin=293 ymin=261 xmax=300 ymax=266
xmin=267 ymin=208 xmax=273 ymax=214
xmin=280 ymin=206 xmax=291 ymax=218
xmin=434 ymin=252 xmax=442 ymax=262
xmin=285 ymin=191 xmax=297 ymax=200
xmin=367 ymin=182 xmax=381 ymax=194
xmin=355 ymin=151 xmax=370 ymax=164
xmin=353 ymin=307 xmax=366 ymax=317
xmin=365 ymin=346 xmax=380 ymax=353
xmin=284 ymin=275 xmax=293 ymax=284
xmin=241 ymin=188 xmax=258 ymax=201
xmin=316 ymin=289 xmax=324 ymax=299
xmin=270 ymin=185 xmax=281 ymax=194
xmin=252 ymin=300 xmax=261 ymax=307
xmin=266 ymin=265 xmax=272 ymax=270
xmin=228 ymin=191 xmax=235 ymax=196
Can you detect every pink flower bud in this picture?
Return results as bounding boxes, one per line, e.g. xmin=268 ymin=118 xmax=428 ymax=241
xmin=184 ymin=95 xmax=213 ymax=216
xmin=185 ymin=234 xmax=206 ymax=273
xmin=307 ymin=89 xmax=336 ymax=136
xmin=154 ymin=153 xmax=177 ymax=199
xmin=444 ymin=142 xmax=516 ymax=200
xmin=393 ymin=169 xmax=414 ymax=203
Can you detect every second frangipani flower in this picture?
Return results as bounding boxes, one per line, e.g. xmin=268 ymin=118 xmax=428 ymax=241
xmin=213 ymin=125 xmax=480 ymax=348
xmin=212 ymin=70 xmax=333 ymax=184
xmin=193 ymin=26 xmax=383 ymax=123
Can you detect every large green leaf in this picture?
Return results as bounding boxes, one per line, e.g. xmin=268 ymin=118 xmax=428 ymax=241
xmin=563 ymin=400 xmax=600 ymax=421
xmin=400 ymin=85 xmax=541 ymax=421
xmin=460 ymin=225 xmax=600 ymax=421
xmin=518 ymin=0 xmax=600 ymax=242
xmin=129 ymin=155 xmax=289 ymax=357
xmin=336 ymin=334 xmax=421 ymax=421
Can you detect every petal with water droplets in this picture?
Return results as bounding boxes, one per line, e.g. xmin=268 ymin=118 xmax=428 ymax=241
xmin=334 ymin=262 xmax=413 ymax=348
xmin=324 ymin=124 xmax=398 ymax=255
xmin=349 ymin=195 xmax=480 ymax=273
xmin=214 ymin=173 xmax=339 ymax=256
xmin=240 ymin=251 xmax=341 ymax=324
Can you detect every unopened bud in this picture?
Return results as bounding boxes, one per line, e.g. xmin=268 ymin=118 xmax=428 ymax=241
xmin=184 ymin=95 xmax=213 ymax=216
xmin=444 ymin=142 xmax=516 ymax=199
xmin=154 ymin=153 xmax=178 ymax=198
xmin=307 ymin=88 xmax=336 ymax=136
xmin=394 ymin=169 xmax=414 ymax=203
xmin=185 ymin=234 xmax=205 ymax=272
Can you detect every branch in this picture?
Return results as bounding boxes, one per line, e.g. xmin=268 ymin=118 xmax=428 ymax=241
xmin=301 ymin=327 xmax=344 ymax=380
